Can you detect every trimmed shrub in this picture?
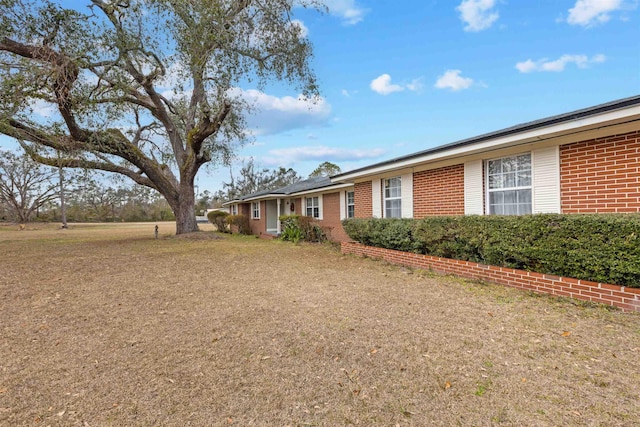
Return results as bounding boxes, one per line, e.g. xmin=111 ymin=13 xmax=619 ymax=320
xmin=226 ymin=214 xmax=250 ymax=235
xmin=343 ymin=214 xmax=640 ymax=288
xmin=207 ymin=210 xmax=229 ymax=233
xmin=279 ymin=214 xmax=326 ymax=243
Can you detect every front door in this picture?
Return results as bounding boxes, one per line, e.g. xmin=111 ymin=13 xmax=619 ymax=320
xmin=266 ymin=200 xmax=278 ymax=234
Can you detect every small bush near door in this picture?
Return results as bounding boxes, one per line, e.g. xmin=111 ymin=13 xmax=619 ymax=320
xmin=280 ymin=215 xmax=326 ymax=243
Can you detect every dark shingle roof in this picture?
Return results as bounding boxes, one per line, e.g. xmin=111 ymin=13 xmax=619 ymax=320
xmin=235 ymin=176 xmax=334 ymax=201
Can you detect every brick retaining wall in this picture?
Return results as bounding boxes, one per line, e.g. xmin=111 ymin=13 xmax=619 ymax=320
xmin=341 ymin=241 xmax=640 ymax=312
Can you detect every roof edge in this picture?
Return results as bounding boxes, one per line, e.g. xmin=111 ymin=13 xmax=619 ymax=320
xmin=331 ymin=95 xmax=640 ymax=181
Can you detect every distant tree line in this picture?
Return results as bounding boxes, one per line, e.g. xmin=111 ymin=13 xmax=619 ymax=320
xmin=1 ymin=149 xmax=341 ymax=223
xmin=0 ymin=150 xmax=174 ymax=223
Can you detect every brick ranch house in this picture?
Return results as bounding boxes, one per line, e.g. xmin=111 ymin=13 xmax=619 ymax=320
xmin=329 ymin=95 xmax=640 ymax=312
xmin=223 ymin=176 xmax=354 ymax=242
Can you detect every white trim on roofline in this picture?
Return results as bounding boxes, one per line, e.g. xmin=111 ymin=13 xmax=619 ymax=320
xmin=332 ymin=103 xmax=640 ymax=182
xmin=288 ymin=183 xmax=353 ymax=198
xmin=225 ymin=183 xmax=354 ymax=204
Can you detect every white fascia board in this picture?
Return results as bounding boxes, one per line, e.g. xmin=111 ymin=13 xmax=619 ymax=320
xmin=289 ymin=183 xmax=353 ymax=198
xmin=332 ymin=107 xmax=640 ymax=182
xmin=241 ymin=193 xmax=283 ymax=202
xmin=221 ymin=199 xmax=240 ymax=207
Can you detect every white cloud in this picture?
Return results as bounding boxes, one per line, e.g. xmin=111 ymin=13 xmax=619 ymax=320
xmin=324 ymin=0 xmax=368 ymax=25
xmin=370 ymin=74 xmax=404 ymax=95
xmin=228 ymin=88 xmax=332 ymax=136
xmin=370 ymin=74 xmax=423 ymax=95
xmin=406 ymin=78 xmax=425 ymax=92
xmin=29 ymin=99 xmax=56 ymax=118
xmin=341 ymin=89 xmax=351 ymax=97
xmin=265 ymin=145 xmax=385 ymax=164
xmin=515 ymin=54 xmax=606 ymax=73
xmin=456 ymin=0 xmax=499 ymax=32
xmin=567 ymin=0 xmax=623 ymax=26
xmin=434 ymin=70 xmax=474 ymax=91
xmin=290 ymin=19 xmax=309 ymax=38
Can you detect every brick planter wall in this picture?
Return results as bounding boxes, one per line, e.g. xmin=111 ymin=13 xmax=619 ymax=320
xmin=341 ymin=242 xmax=640 ymax=312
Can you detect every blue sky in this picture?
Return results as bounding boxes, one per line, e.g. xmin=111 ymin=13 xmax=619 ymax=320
xmin=2 ymin=0 xmax=639 ymax=195
xmin=209 ymin=0 xmax=640 ymax=193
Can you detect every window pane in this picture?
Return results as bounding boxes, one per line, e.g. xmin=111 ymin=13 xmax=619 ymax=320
xmin=517 ymin=154 xmax=531 ymax=170
xmin=503 ymin=203 xmax=518 ymax=215
xmin=504 ymin=190 xmax=517 ymax=204
xmin=504 ymin=172 xmax=516 ymax=188
xmin=488 ymin=159 xmax=501 ymax=175
xmin=488 ymin=174 xmax=502 ymax=189
xmin=489 ymin=192 xmax=503 ymax=205
xmin=502 ymin=157 xmax=516 ymax=172
xmin=519 ymin=189 xmax=532 ymax=204
xmin=517 ymin=171 xmax=531 ymax=186
xmin=385 ymin=199 xmax=401 ymax=218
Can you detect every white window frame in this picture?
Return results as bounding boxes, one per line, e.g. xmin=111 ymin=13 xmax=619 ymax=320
xmin=251 ymin=201 xmax=260 ymax=219
xmin=346 ymin=191 xmax=355 ymax=218
xmin=231 ymin=204 xmax=238 ymax=215
xmin=384 ymin=176 xmax=402 ymax=218
xmin=305 ymin=196 xmax=321 ymax=219
xmin=485 ymin=153 xmax=532 ymax=215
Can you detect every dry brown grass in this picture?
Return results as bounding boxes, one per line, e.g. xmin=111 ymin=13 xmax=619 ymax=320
xmin=1 ymin=222 xmax=639 ymax=426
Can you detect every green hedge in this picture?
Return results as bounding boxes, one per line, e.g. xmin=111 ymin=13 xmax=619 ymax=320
xmin=342 ymin=215 xmax=640 ymax=288
xmin=208 ymin=210 xmax=229 ymax=233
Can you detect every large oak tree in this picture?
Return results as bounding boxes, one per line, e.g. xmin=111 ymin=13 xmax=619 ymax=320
xmin=0 ymin=0 xmax=320 ymax=233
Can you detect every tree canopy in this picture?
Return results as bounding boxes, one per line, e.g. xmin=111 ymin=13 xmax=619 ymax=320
xmin=0 ymin=0 xmax=321 ymax=233
xmin=309 ymin=161 xmax=341 ymax=177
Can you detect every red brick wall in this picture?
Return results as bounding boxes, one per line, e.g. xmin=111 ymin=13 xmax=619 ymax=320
xmin=413 ymin=164 xmax=465 ymax=217
xmin=247 ymin=201 xmax=266 ymax=236
xmin=318 ymin=192 xmax=350 ymax=242
xmin=342 ymin=242 xmax=640 ymax=312
xmin=354 ymin=181 xmax=372 ymax=218
xmin=560 ymin=130 xmax=640 ymax=213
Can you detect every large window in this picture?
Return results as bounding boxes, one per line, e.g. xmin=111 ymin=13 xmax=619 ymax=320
xmin=384 ymin=177 xmax=402 ymax=218
xmin=251 ymin=202 xmax=260 ymax=219
xmin=346 ymin=191 xmax=355 ymax=218
xmin=487 ymin=153 xmax=532 ymax=215
xmin=305 ymin=196 xmax=320 ymax=218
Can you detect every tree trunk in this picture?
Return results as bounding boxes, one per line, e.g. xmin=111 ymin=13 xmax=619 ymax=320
xmin=59 ymin=164 xmax=67 ymax=229
xmin=174 ymin=182 xmax=199 ymax=235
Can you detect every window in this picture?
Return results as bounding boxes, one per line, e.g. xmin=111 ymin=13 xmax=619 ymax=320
xmin=251 ymin=202 xmax=260 ymax=219
xmin=346 ymin=191 xmax=355 ymax=218
xmin=231 ymin=204 xmax=238 ymax=215
xmin=487 ymin=153 xmax=532 ymax=215
xmin=305 ymin=196 xmax=320 ymax=218
xmin=384 ymin=177 xmax=402 ymax=218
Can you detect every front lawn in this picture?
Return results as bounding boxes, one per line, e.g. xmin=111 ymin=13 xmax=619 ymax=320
xmin=1 ymin=223 xmax=638 ymax=425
